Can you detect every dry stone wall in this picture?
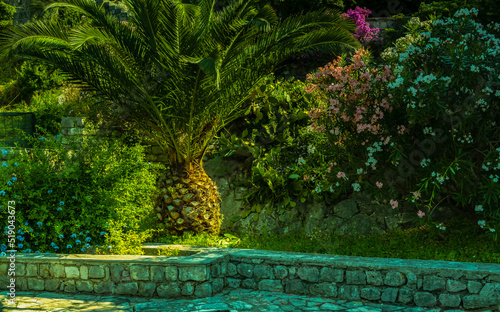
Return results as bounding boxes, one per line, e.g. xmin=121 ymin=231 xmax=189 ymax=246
xmin=1 ymin=246 xmax=499 ymax=310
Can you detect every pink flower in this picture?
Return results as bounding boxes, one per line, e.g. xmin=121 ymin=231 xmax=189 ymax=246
xmin=376 ymin=182 xmax=383 ymax=189
xmin=413 ymin=191 xmax=421 ymax=199
xmin=390 ymin=199 xmax=399 ymax=209
xmin=304 ymin=175 xmax=310 ymax=180
xmin=337 ymin=172 xmax=346 ymax=179
xmin=417 ymin=210 xmax=425 ymax=218
xmin=82 ymin=15 xmax=86 ymax=18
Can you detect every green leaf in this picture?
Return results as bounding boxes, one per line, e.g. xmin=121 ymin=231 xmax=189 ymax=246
xmin=290 ymin=201 xmax=296 ymax=207
xmin=289 ymin=174 xmax=300 ymax=179
xmin=253 ymin=213 xmax=259 ymax=221
xmin=279 ymin=214 xmax=285 ymax=221
xmin=241 ymin=129 xmax=248 ymax=138
xmin=230 ymin=215 xmax=241 ymax=222
xmin=300 ymin=197 xmax=306 ymax=203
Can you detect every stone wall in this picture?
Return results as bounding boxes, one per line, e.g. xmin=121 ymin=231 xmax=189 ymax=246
xmin=1 ymin=246 xmax=499 ymax=310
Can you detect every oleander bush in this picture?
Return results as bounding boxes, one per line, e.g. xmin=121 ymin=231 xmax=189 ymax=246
xmin=0 ymin=122 xmax=164 ymax=256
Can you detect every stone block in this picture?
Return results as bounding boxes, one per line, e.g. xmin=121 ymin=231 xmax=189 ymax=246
xmin=40 ymin=264 xmax=50 ymax=278
xmin=439 ymin=293 xmax=461 ymax=307
xmin=139 ymin=282 xmax=156 ymax=297
xmin=254 ymin=264 xmax=273 ymax=279
xmin=220 ymin=262 xmax=227 ymax=275
xmin=462 ymin=295 xmax=490 ymax=309
xmin=213 ymin=277 xmax=224 ymax=294
xmin=298 ymin=267 xmax=320 ymax=283
xmin=465 ymin=273 xmax=487 ymax=279
xmin=242 ymin=278 xmax=256 ymax=289
xmin=63 ymin=280 xmax=76 ymax=293
xmin=50 ymin=264 xmax=65 ymax=278
xmin=195 ymin=282 xmax=212 ymax=297
xmin=384 ymin=271 xmax=406 ymax=286
xmin=179 ymin=266 xmax=209 ymax=282
xmin=45 ymin=279 xmax=61 ymax=291
xmin=27 ymin=278 xmax=44 ymax=291
xmin=76 ymin=280 xmax=93 ymax=292
xmin=130 ymin=265 xmax=149 ymax=281
xmin=320 ymin=268 xmax=343 ymax=283
xmin=467 ymin=280 xmax=482 ymax=294
xmin=414 ymin=292 xmax=437 ymax=307
xmin=338 ymin=285 xmax=360 ymax=300
xmin=61 ymin=117 xmax=85 ymax=128
xmin=151 ymin=266 xmax=165 ymax=282
xmin=478 ymin=283 xmax=500 ymax=303
xmin=182 ymin=282 xmax=195 ymax=295
xmin=115 ymin=282 xmax=138 ymax=295
xmin=80 ymin=266 xmax=88 ymax=280
xmin=398 ymin=288 xmax=413 ymax=304
xmin=258 ymin=279 xmax=283 ymax=292
xmin=406 ymin=272 xmax=417 ymax=289
xmin=110 ymin=265 xmax=124 ymax=283
xmin=288 ymin=267 xmax=297 ymax=279
xmin=423 ymin=275 xmax=445 ymax=291
xmin=211 ymin=264 xmax=221 ymax=278
xmin=274 ymin=266 xmax=288 ymax=279
xmin=89 ymin=266 xmax=105 ymax=279
xmin=26 ymin=264 xmax=38 ymax=277
xmin=15 ymin=263 xmax=25 ymax=276
xmin=16 ymin=277 xmax=27 ymax=290
xmin=285 ymin=279 xmax=306 ymax=294
xmin=94 ymin=281 xmax=115 ymax=294
xmin=334 ymin=198 xmax=358 ymax=219
xmin=236 ymin=263 xmax=254 ymax=278
xmin=381 ymin=288 xmax=398 ymax=303
xmin=227 ymin=263 xmax=237 ymax=276
xmin=310 ymin=283 xmax=337 ymax=297
xmin=361 ymin=287 xmax=381 ymax=300
xmin=346 ymin=271 xmax=366 ymax=285
xmin=157 ymin=282 xmax=180 ymax=298
xmin=446 ymin=280 xmax=466 ymax=292
xmin=65 ymin=266 xmax=80 ymax=279
xmin=366 ymin=271 xmax=383 ymax=286
xmin=165 ymin=266 xmax=178 ymax=281
xmin=227 ymin=278 xmax=241 ymax=288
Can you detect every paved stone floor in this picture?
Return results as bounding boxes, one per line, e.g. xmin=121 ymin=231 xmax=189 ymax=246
xmin=0 ymin=288 xmax=478 ymax=312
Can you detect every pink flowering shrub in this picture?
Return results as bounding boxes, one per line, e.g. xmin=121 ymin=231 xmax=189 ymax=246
xmin=341 ymin=6 xmax=381 ymax=45
xmin=302 ymin=48 xmax=410 ymax=201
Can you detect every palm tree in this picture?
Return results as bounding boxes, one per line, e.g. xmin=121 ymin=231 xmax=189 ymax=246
xmin=0 ymin=0 xmax=362 ymax=236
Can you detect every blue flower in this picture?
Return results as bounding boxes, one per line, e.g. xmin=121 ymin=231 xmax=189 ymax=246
xmin=81 ymin=248 xmax=86 ymax=252
xmin=16 ymin=235 xmax=23 ymax=241
xmin=79 ymin=232 xmax=83 ymax=235
xmin=85 ymin=237 xmax=91 ymax=242
xmin=70 ymin=234 xmax=77 ymax=239
xmin=54 ymin=246 xmax=59 ymax=251
xmin=35 ymin=251 xmax=40 ymax=253
xmin=37 ymin=222 xmax=43 ymax=227
xmin=85 ymin=243 xmax=90 ymax=248
xmin=7 ymin=181 xmax=12 ymax=186
xmin=48 ymin=190 xmax=52 ymax=194
xmin=72 ymin=196 xmax=76 ymax=199
xmin=1 ymin=164 xmax=7 ymax=168
xmin=2 ymin=151 xmax=7 ymax=155
xmin=60 ymin=201 xmax=64 ymax=206
xmin=18 ymin=243 xmax=23 ymax=248
xmin=100 ymin=232 xmax=106 ymax=236
xmin=14 ymin=163 xmax=18 ymax=166
xmin=50 ymin=242 xmax=55 ymax=247
xmin=11 ymin=177 xmax=17 ymax=182
xmin=57 ymin=207 xmax=62 ymax=211
xmin=0 ymin=191 xmax=5 ymax=196
xmin=85 ymin=231 xmax=89 ymax=234
xmin=75 ymin=240 xmax=81 ymax=245
xmin=67 ymin=245 xmax=72 ymax=249
xmin=58 ymin=234 xmax=64 ymax=239
xmin=24 ymin=221 xmax=28 ymax=226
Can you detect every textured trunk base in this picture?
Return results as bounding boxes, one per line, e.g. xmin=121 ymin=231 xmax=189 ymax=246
xmin=155 ymin=161 xmax=222 ymax=236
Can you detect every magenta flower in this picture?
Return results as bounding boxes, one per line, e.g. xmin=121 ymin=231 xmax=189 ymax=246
xmin=390 ymin=199 xmax=399 ymax=209
xmin=376 ymin=181 xmax=383 ymax=189
xmin=417 ymin=210 xmax=425 ymax=218
xmin=337 ymin=172 xmax=346 ymax=179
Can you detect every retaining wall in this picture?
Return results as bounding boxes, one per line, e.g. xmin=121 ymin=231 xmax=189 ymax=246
xmin=1 ymin=246 xmax=499 ymax=310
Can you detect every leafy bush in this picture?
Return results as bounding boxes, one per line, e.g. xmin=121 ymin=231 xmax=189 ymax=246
xmin=377 ymin=8 xmax=500 ymax=237
xmin=0 ymin=122 xmax=164 ymax=256
xmin=15 ymin=61 xmax=65 ymax=103
xmin=0 ymin=1 xmax=15 ymax=29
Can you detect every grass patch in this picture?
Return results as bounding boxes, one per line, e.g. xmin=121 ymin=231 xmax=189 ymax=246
xmin=148 ymin=216 xmax=500 ymax=263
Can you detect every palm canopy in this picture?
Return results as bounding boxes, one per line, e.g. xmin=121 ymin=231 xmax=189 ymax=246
xmin=0 ymin=0 xmax=362 ymax=169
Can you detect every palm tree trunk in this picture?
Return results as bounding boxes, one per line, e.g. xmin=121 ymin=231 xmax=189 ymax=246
xmin=155 ymin=159 xmax=222 ymax=236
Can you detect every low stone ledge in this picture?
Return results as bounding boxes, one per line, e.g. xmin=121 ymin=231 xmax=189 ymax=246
xmin=1 ymin=246 xmax=499 ymax=310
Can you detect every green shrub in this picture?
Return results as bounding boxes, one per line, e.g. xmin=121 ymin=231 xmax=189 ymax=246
xmin=378 ymin=8 xmax=500 ymax=238
xmin=0 ymin=1 xmax=15 ymax=29
xmin=15 ymin=61 xmax=65 ymax=103
xmin=0 ymin=122 xmax=164 ymax=256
